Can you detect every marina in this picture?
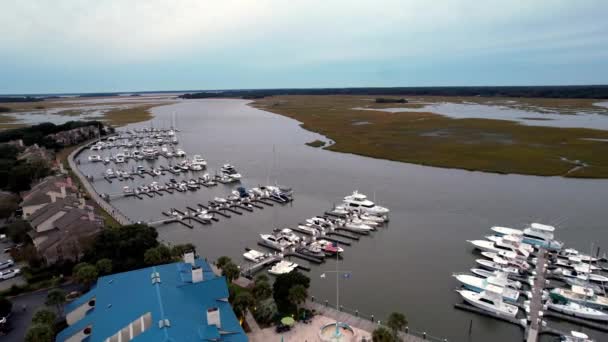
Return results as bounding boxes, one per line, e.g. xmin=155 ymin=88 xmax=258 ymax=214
xmin=72 ymin=99 xmax=608 ymax=342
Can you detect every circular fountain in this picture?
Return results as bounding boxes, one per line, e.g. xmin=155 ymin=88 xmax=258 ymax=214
xmin=318 ymin=322 xmax=357 ymax=342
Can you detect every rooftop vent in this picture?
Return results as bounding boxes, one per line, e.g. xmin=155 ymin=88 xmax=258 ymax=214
xmin=183 ymin=252 xmax=195 ymax=265
xmin=151 ymin=271 xmax=161 ymax=284
xmin=192 ymin=266 xmax=203 ymax=283
xmin=158 ymin=318 xmax=171 ymax=328
xmin=207 ymin=307 xmax=221 ymax=328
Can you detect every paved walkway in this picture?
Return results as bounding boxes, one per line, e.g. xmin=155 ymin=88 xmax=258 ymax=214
xmin=67 ymin=138 xmax=133 ymax=226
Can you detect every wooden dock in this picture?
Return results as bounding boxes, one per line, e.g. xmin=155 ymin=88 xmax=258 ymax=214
xmin=526 ymin=248 xmax=546 ymax=342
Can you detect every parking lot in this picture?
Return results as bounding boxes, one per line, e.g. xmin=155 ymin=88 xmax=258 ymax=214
xmin=0 ymin=240 xmax=27 ymax=292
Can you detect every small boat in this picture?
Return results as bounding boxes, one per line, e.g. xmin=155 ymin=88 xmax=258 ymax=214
xmin=243 ymin=249 xmax=269 ymax=263
xmin=554 ymin=257 xmax=601 ymax=271
xmin=123 ymin=186 xmax=133 ymax=194
xmin=296 ymin=245 xmax=326 ymax=259
xmin=523 ymin=222 xmax=564 ymax=251
xmin=268 ymin=260 xmax=298 ymax=275
xmin=176 ymin=149 xmax=186 ymax=157
xmin=491 ymin=226 xmax=523 ymax=237
xmin=470 ymin=268 xmax=522 ymax=289
xmin=468 ymin=235 xmax=530 ymax=258
xmin=457 ymin=285 xmax=519 ymax=318
xmin=548 ymin=300 xmax=608 ymax=321
xmin=554 ymin=267 xmax=608 ymax=283
xmin=105 ymin=169 xmax=116 ymax=178
xmin=476 ymin=258 xmax=521 ymax=275
xmin=296 ymin=224 xmax=321 ymax=236
xmin=453 ymin=273 xmax=520 ymax=302
xmin=550 ymin=285 xmax=608 ymax=310
xmin=170 ymin=165 xmax=181 ymax=173
xmin=214 ymin=197 xmax=228 ymax=205
xmin=563 ymin=278 xmax=605 ymax=294
xmin=313 ymin=239 xmax=344 ymax=255
xmin=88 ymin=155 xmax=101 ymax=162
xmin=115 ymin=155 xmax=125 ymax=163
xmin=190 ymin=164 xmax=203 ymax=171
xmin=274 ymin=228 xmax=301 ymax=244
xmin=560 ymin=331 xmax=593 ymax=342
xmin=153 ymin=169 xmax=162 ymax=176
xmin=559 ymin=248 xmax=599 ymax=263
xmin=221 ymin=163 xmax=238 ymax=174
xmin=187 ymin=180 xmax=199 ymax=190
xmin=480 ymin=251 xmax=531 ymax=271
xmin=197 ymin=210 xmax=213 ymax=220
xmin=192 ymin=155 xmax=207 ymax=167
xmin=358 ymin=213 xmax=386 ymax=223
xmin=216 ymin=174 xmax=237 ymax=183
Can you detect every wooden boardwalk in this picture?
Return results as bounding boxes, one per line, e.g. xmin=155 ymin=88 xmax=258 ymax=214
xmin=68 ymin=137 xmax=133 ymax=226
xmin=526 ymin=248 xmax=546 ymax=342
xmin=306 ymin=301 xmax=429 ymax=342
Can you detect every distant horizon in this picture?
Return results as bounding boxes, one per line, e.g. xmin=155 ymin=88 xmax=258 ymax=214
xmin=2 ymin=1 xmax=607 ymax=94
xmin=2 ymin=84 xmax=608 ymax=97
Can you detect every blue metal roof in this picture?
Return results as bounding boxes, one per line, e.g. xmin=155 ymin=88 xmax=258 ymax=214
xmin=57 ymin=258 xmax=247 ymax=342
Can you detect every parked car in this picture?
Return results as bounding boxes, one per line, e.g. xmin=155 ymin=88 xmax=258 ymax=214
xmin=0 ymin=269 xmax=20 ymax=280
xmin=0 ymin=260 xmax=14 ymax=270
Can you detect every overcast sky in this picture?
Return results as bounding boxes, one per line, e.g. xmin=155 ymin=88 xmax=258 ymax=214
xmin=1 ymin=0 xmax=607 ymax=94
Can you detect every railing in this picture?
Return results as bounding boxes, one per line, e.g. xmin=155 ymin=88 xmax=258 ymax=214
xmin=67 ymin=137 xmax=133 ymax=226
xmin=309 ymin=296 xmax=448 ymax=342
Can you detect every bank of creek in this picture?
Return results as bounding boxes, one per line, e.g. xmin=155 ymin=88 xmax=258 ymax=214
xmin=74 ymin=99 xmax=608 ymax=342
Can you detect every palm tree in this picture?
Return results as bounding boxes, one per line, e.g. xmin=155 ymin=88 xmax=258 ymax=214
xmin=233 ymin=292 xmax=255 ymax=319
xmin=216 ymin=256 xmax=232 ymax=269
xmin=287 ymin=284 xmax=307 ymax=315
xmin=372 ymin=326 xmax=395 ymax=342
xmin=387 ymin=312 xmax=407 ymax=338
xmin=45 ymin=288 xmax=66 ymax=317
xmin=221 ymin=261 xmax=240 ymax=283
xmin=252 ymin=279 xmax=272 ymax=301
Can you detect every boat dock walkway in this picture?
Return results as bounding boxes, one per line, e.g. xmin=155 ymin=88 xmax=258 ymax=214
xmin=526 ymin=248 xmax=547 ymax=342
xmin=306 ymin=301 xmax=428 ymax=342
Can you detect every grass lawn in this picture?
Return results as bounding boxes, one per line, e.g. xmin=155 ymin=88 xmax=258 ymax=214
xmin=252 ymin=95 xmax=608 ymax=178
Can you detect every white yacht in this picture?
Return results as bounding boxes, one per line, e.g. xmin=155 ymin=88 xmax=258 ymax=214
xmin=453 ymin=274 xmax=520 ymax=302
xmin=88 ymin=154 xmax=101 ymax=162
xmin=491 ymin=226 xmax=523 ymax=237
xmin=197 ymin=210 xmax=213 ymax=220
xmin=104 ymin=169 xmax=115 ymax=178
xmin=560 ymin=331 xmax=593 ymax=342
xmin=480 ymin=251 xmax=531 ymax=271
xmin=268 ymin=260 xmax=298 ymax=275
xmin=259 ymin=234 xmax=293 ymax=250
xmin=342 ymin=191 xmax=389 ymax=216
xmin=190 ymin=163 xmax=203 ymax=171
xmin=548 ymin=300 xmax=608 ymax=321
xmin=476 ymin=258 xmax=521 ymax=275
xmin=457 ymin=285 xmax=519 ymax=318
xmin=152 ymin=169 xmax=162 ymax=176
xmin=243 ymin=249 xmax=269 ymax=263
xmin=470 ymin=268 xmax=522 ymax=289
xmin=559 ymin=248 xmax=599 ymax=263
xmin=468 ymin=235 xmax=530 ymax=258
xmin=123 ymin=186 xmax=133 ymax=194
xmin=192 ymin=155 xmax=207 ymax=167
xmin=344 ymin=220 xmax=374 ymax=232
xmin=550 ymin=286 xmax=608 ymax=310
xmin=555 ymin=267 xmax=608 ymax=283
xmin=297 ymin=224 xmax=321 ymax=236
xmin=358 ymin=213 xmax=386 ymax=223
xmin=312 ymin=239 xmax=344 ymax=255
xmin=523 ymin=222 xmax=564 ymax=250
xmin=274 ymin=228 xmax=301 ymax=244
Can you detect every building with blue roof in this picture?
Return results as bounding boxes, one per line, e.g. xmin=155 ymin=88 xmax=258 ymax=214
xmin=57 ymin=253 xmax=247 ymax=342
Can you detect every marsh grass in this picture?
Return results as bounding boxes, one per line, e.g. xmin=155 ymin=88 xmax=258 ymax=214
xmin=252 ymin=95 xmax=608 ymax=178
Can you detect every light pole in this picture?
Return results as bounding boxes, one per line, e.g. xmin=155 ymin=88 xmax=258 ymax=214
xmin=320 ymin=242 xmax=351 ymax=338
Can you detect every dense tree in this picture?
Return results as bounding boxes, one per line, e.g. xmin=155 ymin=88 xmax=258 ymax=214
xmin=45 ymin=289 xmax=66 ymax=317
xmin=85 ymin=224 xmax=158 ymax=271
xmin=170 ymin=243 xmax=196 ymax=258
xmin=216 ymin=256 xmax=232 ymax=269
xmin=232 ymin=292 xmax=255 ymax=319
xmin=252 ymin=278 xmax=272 ymax=301
xmin=95 ymin=258 xmax=113 ymax=275
xmin=5 ymin=219 xmax=32 ymax=243
xmin=255 ymin=274 xmax=269 ymax=284
xmin=31 ymin=309 xmax=57 ymax=326
xmin=220 ymin=261 xmax=240 ymax=283
xmin=372 ymin=326 xmax=395 ymax=342
xmin=144 ymin=245 xmax=173 ymax=265
xmin=25 ymin=323 xmax=55 ymax=342
xmin=252 ymin=298 xmax=278 ymax=325
xmin=0 ymin=192 xmax=19 ymax=218
xmin=387 ymin=312 xmax=408 ymax=338
xmin=272 ymin=271 xmax=310 ymax=314
xmin=288 ymin=284 xmax=308 ymax=315
xmin=73 ymin=263 xmax=98 ymax=288
xmin=0 ymin=296 xmax=12 ymax=317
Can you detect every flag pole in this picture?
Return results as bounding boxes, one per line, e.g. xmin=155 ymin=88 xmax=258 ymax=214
xmin=335 ymin=241 xmax=340 ymax=337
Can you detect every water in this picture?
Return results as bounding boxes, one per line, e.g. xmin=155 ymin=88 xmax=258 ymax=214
xmin=75 ymin=99 xmax=608 ymax=342
xmin=353 ymin=102 xmax=608 ymax=130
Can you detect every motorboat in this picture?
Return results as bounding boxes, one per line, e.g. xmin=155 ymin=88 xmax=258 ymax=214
xmin=358 ymin=212 xmax=386 ymax=223
xmin=312 ymin=239 xmax=344 ymax=255
xmin=268 ymin=260 xmax=298 ymax=275
xmin=554 ymin=257 xmax=601 ymax=271
xmin=274 ymin=228 xmax=301 ymax=244
xmin=486 ymin=235 xmax=534 ymax=254
xmin=178 ymin=161 xmax=190 ymax=171
xmin=187 ymin=180 xmax=199 ymax=190
xmin=170 ymin=165 xmax=181 ymax=173
xmin=123 ymin=186 xmax=133 ymax=194
xmin=221 ymin=163 xmax=238 ymax=174
xmin=560 ymin=331 xmax=593 ymax=342
xmin=175 ymin=149 xmax=186 ymax=157
xmin=216 ymin=173 xmax=237 ymax=183
xmin=104 ymin=169 xmax=116 ymax=178
xmin=190 ymin=163 xmax=203 ymax=171
xmin=296 ymin=224 xmax=321 ymax=236
xmin=115 ymin=155 xmax=125 ymax=163
xmin=481 ymin=251 xmax=531 ymax=271
xmin=342 ymin=191 xmax=390 ymax=216
xmin=344 ymin=219 xmax=374 ymax=232
xmin=243 ymin=249 xmax=269 ymax=263
xmin=296 ymin=245 xmax=326 ymax=259
xmin=192 ymin=155 xmax=207 ymax=167
xmin=523 ymin=222 xmax=564 ymax=250
xmin=563 ymin=277 xmax=605 ymax=294
xmin=152 ymin=169 xmax=162 ymax=176
xmin=491 ymin=226 xmax=523 ymax=237
xmin=470 ymin=268 xmax=522 ymax=289
xmin=213 ymin=197 xmax=228 ymax=205
xmin=554 ymin=267 xmax=608 ymax=283
xmin=469 ymin=235 xmax=531 ymax=258
xmin=550 ymin=285 xmax=608 ymax=310
xmin=453 ymin=274 xmax=520 ymax=302
xmin=547 ymin=300 xmax=608 ymax=321
xmin=88 ymin=155 xmax=101 ymax=162
xmin=457 ymin=285 xmax=519 ymax=318
xmin=559 ymin=248 xmax=599 ymax=263
xmin=476 ymin=258 xmax=521 ymax=275
xmin=260 ymin=234 xmax=293 ymax=250
xmin=103 ymin=157 xmax=110 ymax=164
xmin=197 ymin=210 xmax=213 ymax=220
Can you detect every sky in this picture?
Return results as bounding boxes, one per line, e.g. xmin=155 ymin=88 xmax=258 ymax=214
xmin=1 ymin=0 xmax=607 ymax=94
